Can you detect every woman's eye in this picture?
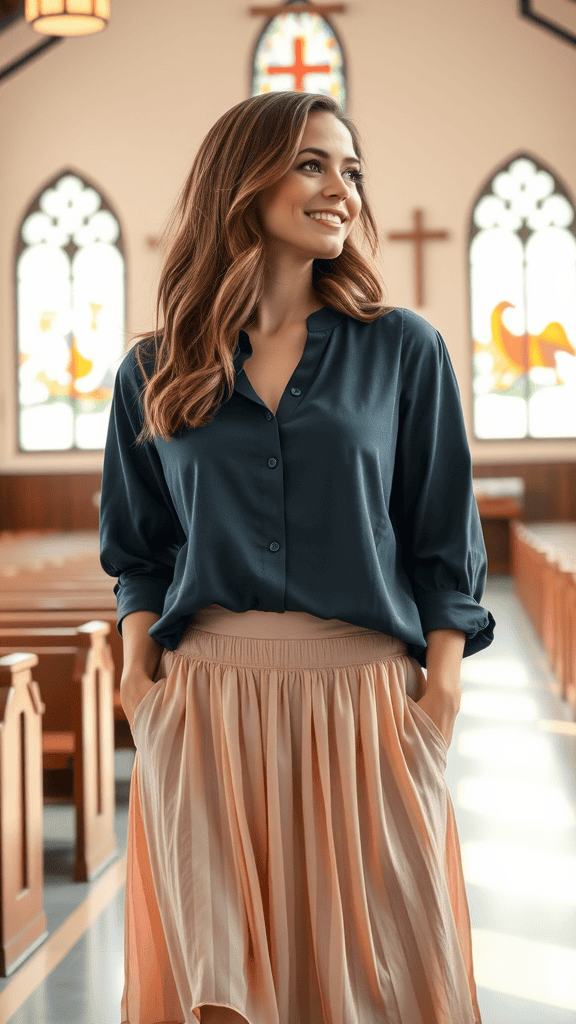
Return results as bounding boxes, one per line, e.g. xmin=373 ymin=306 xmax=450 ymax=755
xmin=299 ymin=159 xmax=364 ymax=184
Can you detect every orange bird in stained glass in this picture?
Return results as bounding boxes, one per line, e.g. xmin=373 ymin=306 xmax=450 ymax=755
xmin=473 ymin=300 xmax=575 ymax=391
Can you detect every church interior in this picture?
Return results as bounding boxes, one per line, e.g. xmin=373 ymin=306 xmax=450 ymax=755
xmin=0 ymin=0 xmax=575 ymax=1021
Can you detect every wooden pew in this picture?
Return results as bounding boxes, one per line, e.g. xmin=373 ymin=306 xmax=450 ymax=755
xmin=0 ymin=533 xmax=123 ymax=973
xmin=0 ymin=531 xmax=161 ymax=745
xmin=0 ymin=622 xmax=118 ymax=889
xmin=511 ymin=521 xmax=576 ymax=718
xmin=0 ymin=534 xmax=131 ymax=731
xmin=0 ymin=651 xmax=48 ymax=977
xmin=0 ymin=610 xmax=124 ymax=703
xmin=0 ymin=592 xmax=115 ymax=611
xmin=0 ymin=612 xmax=131 ymax=750
xmin=566 ymin=572 xmax=576 ymax=710
xmin=0 ymin=576 xmax=111 ymax=591
xmin=511 ymin=522 xmax=548 ymax=639
xmin=0 ymin=566 xmax=126 ymax=687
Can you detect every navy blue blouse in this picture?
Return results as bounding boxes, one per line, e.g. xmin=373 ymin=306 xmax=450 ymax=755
xmin=99 ymin=305 xmax=495 ymax=668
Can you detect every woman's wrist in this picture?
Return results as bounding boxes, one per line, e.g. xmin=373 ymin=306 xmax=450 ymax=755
xmin=423 ymin=680 xmax=462 ymax=707
xmin=424 ymin=627 xmax=466 ymax=701
xmin=120 ymin=666 xmax=155 ymax=687
xmin=121 ymin=610 xmax=164 ymax=679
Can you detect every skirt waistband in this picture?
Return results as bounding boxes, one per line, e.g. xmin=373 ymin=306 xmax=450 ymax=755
xmin=186 ymin=604 xmax=385 ymax=640
xmin=171 ymin=604 xmax=408 ymax=671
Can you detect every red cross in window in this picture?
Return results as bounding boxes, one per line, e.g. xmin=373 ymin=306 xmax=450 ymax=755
xmin=267 ymin=37 xmax=330 ymax=90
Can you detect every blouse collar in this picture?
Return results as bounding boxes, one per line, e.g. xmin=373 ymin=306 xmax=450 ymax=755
xmin=232 ymin=305 xmax=344 ymax=372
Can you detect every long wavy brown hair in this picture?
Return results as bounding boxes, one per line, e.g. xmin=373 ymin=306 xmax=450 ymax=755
xmin=129 ymin=91 xmax=396 ymax=445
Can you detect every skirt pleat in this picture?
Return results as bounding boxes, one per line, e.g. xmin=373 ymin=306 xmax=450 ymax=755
xmin=120 ymin=606 xmax=482 ymax=1024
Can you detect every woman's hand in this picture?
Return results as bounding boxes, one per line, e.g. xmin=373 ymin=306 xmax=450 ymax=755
xmin=415 ymin=688 xmax=460 ymax=748
xmin=120 ymin=670 xmax=157 ymax=732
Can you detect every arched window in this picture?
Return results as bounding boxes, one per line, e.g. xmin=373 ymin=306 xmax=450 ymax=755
xmin=15 ymin=169 xmax=126 ymax=452
xmin=469 ymin=152 xmax=576 ymax=440
xmin=250 ymin=0 xmax=346 ymax=108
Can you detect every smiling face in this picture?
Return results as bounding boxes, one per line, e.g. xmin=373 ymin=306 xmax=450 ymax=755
xmin=254 ymin=110 xmax=363 ymax=262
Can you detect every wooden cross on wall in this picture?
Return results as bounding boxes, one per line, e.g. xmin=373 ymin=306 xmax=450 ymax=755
xmin=387 ymin=209 xmax=450 ymax=307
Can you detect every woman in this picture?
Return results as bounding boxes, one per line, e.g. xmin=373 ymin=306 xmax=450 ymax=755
xmin=100 ymin=90 xmax=495 ymax=1024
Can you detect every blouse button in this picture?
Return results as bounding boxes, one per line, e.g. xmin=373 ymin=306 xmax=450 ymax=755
xmin=269 ymin=541 xmax=280 ymax=552
xmin=290 ymin=387 xmax=301 ymax=396
xmin=267 ymin=457 xmax=277 ymax=468
xmin=266 ymin=411 xmax=273 ymax=420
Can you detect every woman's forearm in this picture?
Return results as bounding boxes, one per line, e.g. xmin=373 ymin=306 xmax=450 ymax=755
xmin=120 ymin=609 xmax=164 ymax=680
xmin=424 ymin=627 xmax=466 ymax=702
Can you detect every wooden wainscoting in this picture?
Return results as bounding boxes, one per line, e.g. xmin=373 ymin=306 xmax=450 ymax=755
xmin=0 ymin=475 xmax=102 ymax=531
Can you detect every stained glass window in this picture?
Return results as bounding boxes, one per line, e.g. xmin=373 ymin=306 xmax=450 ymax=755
xmin=469 ymin=154 xmax=576 ymax=440
xmin=251 ymin=0 xmax=346 ymax=109
xmin=15 ymin=170 xmax=125 ymax=452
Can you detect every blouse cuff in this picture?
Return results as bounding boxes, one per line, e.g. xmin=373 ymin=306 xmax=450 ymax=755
xmin=413 ymin=586 xmax=496 ymax=660
xmin=114 ymin=576 xmax=172 ymax=638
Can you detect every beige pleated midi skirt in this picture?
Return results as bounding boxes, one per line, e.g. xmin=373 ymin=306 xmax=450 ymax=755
xmin=121 ymin=604 xmax=482 ymax=1024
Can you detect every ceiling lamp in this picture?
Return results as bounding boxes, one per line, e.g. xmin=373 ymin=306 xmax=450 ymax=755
xmin=25 ymin=0 xmax=110 ymax=36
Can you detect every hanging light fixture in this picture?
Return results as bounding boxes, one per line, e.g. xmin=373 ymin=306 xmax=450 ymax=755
xmin=25 ymin=0 xmax=110 ymax=36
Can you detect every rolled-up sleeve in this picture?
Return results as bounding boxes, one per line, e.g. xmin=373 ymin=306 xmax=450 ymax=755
xmin=391 ymin=314 xmax=495 ymax=665
xmin=99 ymin=346 xmax=186 ymax=638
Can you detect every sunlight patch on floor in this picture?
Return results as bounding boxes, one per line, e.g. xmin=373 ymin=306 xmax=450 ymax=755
xmin=462 ymin=841 xmax=576 ymax=904
xmin=454 ymin=726 xmax=554 ymax=768
xmin=472 ymin=929 xmax=576 ymax=1012
xmin=455 ymin=775 xmax=575 ymax=826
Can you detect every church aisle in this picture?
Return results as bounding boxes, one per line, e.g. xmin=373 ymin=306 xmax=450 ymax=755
xmin=0 ymin=576 xmax=575 ymax=1024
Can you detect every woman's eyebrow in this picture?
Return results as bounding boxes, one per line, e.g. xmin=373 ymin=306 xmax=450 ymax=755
xmin=296 ymin=147 xmax=361 ymax=166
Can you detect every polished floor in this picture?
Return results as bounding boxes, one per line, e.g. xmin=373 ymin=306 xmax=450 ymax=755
xmin=1 ymin=575 xmax=575 ymax=1024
